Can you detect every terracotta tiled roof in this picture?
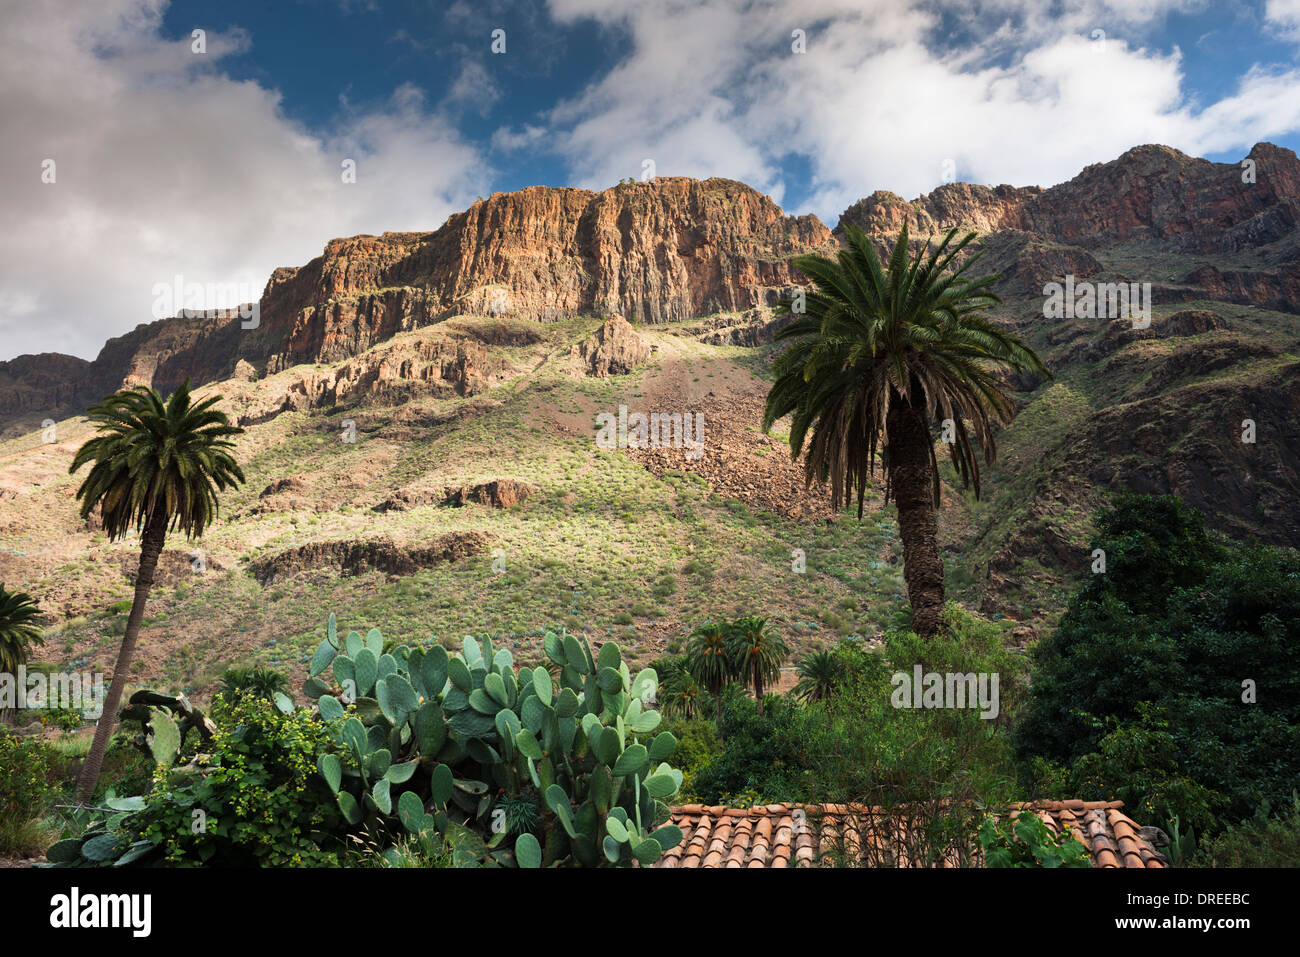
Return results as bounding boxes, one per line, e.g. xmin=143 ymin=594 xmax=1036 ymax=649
xmin=657 ymin=800 xmax=1167 ymax=868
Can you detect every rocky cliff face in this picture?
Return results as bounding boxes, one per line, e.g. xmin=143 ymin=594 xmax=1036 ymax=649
xmin=0 ymin=353 xmax=91 ymax=421
xmin=837 ymin=143 xmax=1300 ymax=253
xmin=1 ymin=178 xmax=835 ymax=434
xmin=253 ymin=178 xmax=835 ymax=372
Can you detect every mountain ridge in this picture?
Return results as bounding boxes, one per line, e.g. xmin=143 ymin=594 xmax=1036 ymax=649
xmin=5 ymin=142 xmax=1298 ymax=438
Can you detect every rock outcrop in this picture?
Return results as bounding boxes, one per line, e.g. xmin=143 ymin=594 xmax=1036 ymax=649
xmin=575 ymin=315 xmax=651 ymax=376
xmin=374 ymin=479 xmax=536 ymax=512
xmin=251 ymin=178 xmax=835 ymax=373
xmin=1 ymin=178 xmax=836 ymax=434
xmin=249 ymin=532 xmax=488 ymax=585
xmin=443 ymin=479 xmax=536 ymax=509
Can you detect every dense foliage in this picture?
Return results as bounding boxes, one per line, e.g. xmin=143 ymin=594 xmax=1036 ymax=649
xmin=690 ymin=609 xmax=1024 ymax=810
xmin=977 ymin=812 xmax=1090 ymax=868
xmin=0 ymin=731 xmax=59 ymax=855
xmin=1194 ymin=795 xmax=1300 ymax=868
xmin=1017 ymin=493 xmax=1300 ymax=842
xmin=46 ymin=695 xmax=341 ymax=867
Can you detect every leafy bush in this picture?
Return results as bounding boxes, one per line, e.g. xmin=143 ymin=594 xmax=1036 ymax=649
xmin=1064 ymin=704 xmax=1223 ymax=837
xmin=978 ymin=811 xmax=1090 ymax=868
xmin=686 ymin=606 xmax=1024 ymax=864
xmin=0 ymin=730 xmax=60 ymax=856
xmin=1016 ymin=493 xmax=1300 ymax=836
xmin=689 ymin=687 xmax=806 ymax=804
xmin=33 ymin=706 xmax=85 ymax=734
xmin=1195 ymin=796 xmax=1300 ymax=868
xmin=662 ymin=717 xmax=721 ymax=801
xmin=46 ymin=695 xmax=342 ymax=867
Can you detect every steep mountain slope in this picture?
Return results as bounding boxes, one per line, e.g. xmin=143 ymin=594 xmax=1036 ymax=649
xmin=1 ymin=143 xmax=1297 ymax=696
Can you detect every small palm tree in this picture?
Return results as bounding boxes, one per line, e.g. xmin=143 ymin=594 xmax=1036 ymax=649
xmin=70 ymin=380 xmax=244 ymax=801
xmin=656 ymin=657 xmax=705 ymax=720
xmin=725 ymin=616 xmax=788 ymax=717
xmin=792 ymin=649 xmax=838 ymax=703
xmin=763 ymin=224 xmax=1049 ymax=636
xmin=219 ymin=665 xmax=289 ymax=702
xmin=685 ymin=622 xmax=735 ymax=726
xmin=0 ymin=585 xmax=43 ymax=723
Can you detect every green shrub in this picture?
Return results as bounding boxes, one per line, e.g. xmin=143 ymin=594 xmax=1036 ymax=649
xmin=664 ymin=717 xmax=721 ymax=800
xmin=0 ymin=731 xmax=60 ymax=856
xmin=33 ymin=706 xmax=85 ymax=734
xmin=687 ymin=606 xmax=1023 ymax=865
xmin=1016 ymin=493 xmax=1300 ymax=836
xmin=978 ymin=811 xmax=1091 ymax=868
xmin=1195 ymin=796 xmax=1300 ymax=868
xmin=689 ymin=688 xmax=806 ymax=804
xmin=94 ymin=734 xmax=154 ymax=801
xmin=47 ymin=696 xmax=343 ymax=867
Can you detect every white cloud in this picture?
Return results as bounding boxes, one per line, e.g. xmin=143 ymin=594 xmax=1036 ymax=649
xmin=541 ymin=0 xmax=1300 ymax=221
xmin=491 ymin=123 xmax=549 ymax=152
xmin=1266 ymin=0 xmax=1300 ymax=37
xmin=442 ymin=61 xmax=502 ymax=115
xmin=0 ymin=0 xmax=491 ymax=361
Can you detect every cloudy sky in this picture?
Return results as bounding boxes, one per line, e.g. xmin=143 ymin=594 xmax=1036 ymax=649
xmin=3 ymin=0 xmax=1300 ymax=361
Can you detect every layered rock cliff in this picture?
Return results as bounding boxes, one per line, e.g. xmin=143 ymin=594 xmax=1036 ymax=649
xmin=253 ymin=178 xmax=835 ymax=372
xmin=1 ymin=178 xmax=835 ymax=434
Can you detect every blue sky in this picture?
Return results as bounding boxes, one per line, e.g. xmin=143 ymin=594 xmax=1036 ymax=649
xmin=3 ymin=0 xmax=1300 ymax=359
xmin=154 ymin=0 xmax=1300 ymax=209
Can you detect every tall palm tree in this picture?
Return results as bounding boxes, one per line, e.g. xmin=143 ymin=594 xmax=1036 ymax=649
xmin=70 ymin=380 xmax=244 ymax=801
xmin=763 ymin=224 xmax=1049 ymax=636
xmin=725 ymin=616 xmax=787 ymax=717
xmin=685 ymin=622 xmax=735 ymax=726
xmin=0 ymin=585 xmax=43 ymax=724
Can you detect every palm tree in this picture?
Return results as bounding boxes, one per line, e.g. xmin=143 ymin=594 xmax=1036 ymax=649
xmin=685 ymin=622 xmax=735 ymax=726
xmin=725 ymin=616 xmax=787 ymax=717
xmin=0 ymin=585 xmax=43 ymax=724
xmin=763 ymin=224 xmax=1049 ymax=636
xmin=792 ymin=649 xmax=838 ymax=703
xmin=219 ymin=665 xmax=289 ymax=703
xmin=656 ymin=656 xmax=705 ymax=720
xmin=70 ymin=380 xmax=245 ymax=801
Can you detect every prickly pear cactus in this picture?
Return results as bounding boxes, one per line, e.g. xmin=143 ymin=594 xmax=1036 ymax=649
xmin=303 ymin=613 xmax=684 ymax=867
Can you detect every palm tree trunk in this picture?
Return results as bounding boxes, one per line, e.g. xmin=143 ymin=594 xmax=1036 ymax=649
xmin=75 ymin=511 xmax=168 ymax=802
xmin=886 ymin=389 xmax=945 ymax=637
